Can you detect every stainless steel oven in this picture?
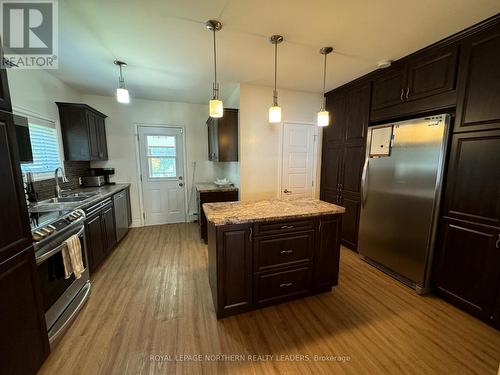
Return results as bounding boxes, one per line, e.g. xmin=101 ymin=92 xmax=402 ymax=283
xmin=31 ymin=209 xmax=91 ymax=348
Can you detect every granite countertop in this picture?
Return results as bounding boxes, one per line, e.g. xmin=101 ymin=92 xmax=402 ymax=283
xmin=196 ymin=183 xmax=238 ymax=193
xmin=203 ymin=198 xmax=345 ymax=226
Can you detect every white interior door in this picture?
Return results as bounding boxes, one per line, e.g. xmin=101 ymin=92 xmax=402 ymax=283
xmin=281 ymin=123 xmax=317 ymax=199
xmin=138 ymin=126 xmax=186 ymax=225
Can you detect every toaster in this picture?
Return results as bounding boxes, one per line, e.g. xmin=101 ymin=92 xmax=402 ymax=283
xmin=81 ymin=175 xmax=106 ymax=187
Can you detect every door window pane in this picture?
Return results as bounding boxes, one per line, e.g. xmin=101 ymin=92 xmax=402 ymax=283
xmin=146 ymin=135 xmax=177 ymax=178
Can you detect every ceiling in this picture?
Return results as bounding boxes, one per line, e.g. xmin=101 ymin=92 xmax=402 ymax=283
xmin=51 ymin=0 xmax=500 ymax=104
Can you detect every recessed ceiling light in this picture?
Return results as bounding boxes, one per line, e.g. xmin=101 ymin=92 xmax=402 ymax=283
xmin=377 ymin=60 xmax=392 ymax=69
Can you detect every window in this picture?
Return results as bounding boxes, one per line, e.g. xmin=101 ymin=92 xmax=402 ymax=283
xmin=146 ymin=135 xmax=177 ymax=178
xmin=20 ymin=116 xmax=63 ymax=179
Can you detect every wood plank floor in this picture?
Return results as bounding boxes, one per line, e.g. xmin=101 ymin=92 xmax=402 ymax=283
xmin=39 ymin=223 xmax=500 ymax=375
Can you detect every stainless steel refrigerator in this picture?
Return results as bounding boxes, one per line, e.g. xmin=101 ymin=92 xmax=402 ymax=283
xmin=358 ymin=114 xmax=450 ymax=294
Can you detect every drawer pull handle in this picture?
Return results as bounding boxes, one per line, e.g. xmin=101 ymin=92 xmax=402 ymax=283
xmin=279 ymin=282 xmax=293 ymax=288
xmin=280 ymin=249 xmax=293 ymax=254
xmin=496 ymin=234 xmax=500 ymax=249
xmin=280 ymin=225 xmax=294 ymax=229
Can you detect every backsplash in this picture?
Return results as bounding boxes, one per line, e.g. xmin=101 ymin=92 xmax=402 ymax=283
xmin=31 ymin=161 xmax=90 ymax=200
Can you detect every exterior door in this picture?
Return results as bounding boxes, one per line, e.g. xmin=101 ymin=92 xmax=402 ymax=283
xmin=281 ymin=123 xmax=317 ymax=199
xmin=138 ymin=126 xmax=186 ymax=225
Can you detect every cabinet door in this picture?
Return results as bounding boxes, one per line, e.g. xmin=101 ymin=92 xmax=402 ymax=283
xmin=406 ymin=44 xmax=458 ymax=103
xmin=0 ymin=247 xmax=49 ymax=375
xmin=0 ymin=111 xmax=33 ymax=263
xmin=320 ymin=143 xmax=343 ymax=202
xmin=341 ymin=143 xmax=365 ymax=196
xmin=434 ymin=218 xmax=500 ymax=323
xmin=371 ymin=66 xmax=407 ymax=112
xmin=211 ymin=223 xmax=252 ymax=318
xmin=0 ymin=65 xmax=12 ymax=112
xmin=313 ymin=215 xmax=341 ymax=292
xmin=443 ymin=130 xmax=500 ymax=228
xmin=85 ymin=213 xmax=106 ymax=274
xmin=339 ymin=193 xmax=361 ymax=251
xmin=86 ymin=113 xmax=100 ymax=160
xmin=217 ymin=109 xmax=238 ymax=161
xmin=345 ymin=83 xmax=370 ymax=142
xmin=95 ymin=116 xmax=108 ymax=160
xmin=102 ymin=205 xmax=116 ymax=252
xmin=455 ymin=22 xmax=500 ymax=132
xmin=324 ymin=92 xmax=346 ymax=143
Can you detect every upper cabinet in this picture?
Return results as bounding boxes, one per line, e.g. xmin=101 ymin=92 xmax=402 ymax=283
xmin=0 ymin=67 xmax=12 ymax=112
xmin=455 ymin=21 xmax=500 ymax=133
xmin=56 ymin=102 xmax=108 ymax=161
xmin=207 ymin=108 xmax=238 ymax=162
xmin=371 ymin=44 xmax=459 ymax=121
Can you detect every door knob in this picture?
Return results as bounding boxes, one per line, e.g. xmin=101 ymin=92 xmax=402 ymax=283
xmin=179 ymin=183 xmax=184 ymax=187
xmin=283 ymin=189 xmax=292 ymax=194
xmin=179 ymin=176 xmax=183 ymax=180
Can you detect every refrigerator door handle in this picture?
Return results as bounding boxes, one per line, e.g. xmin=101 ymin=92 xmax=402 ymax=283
xmin=361 ymin=158 xmax=369 ymax=207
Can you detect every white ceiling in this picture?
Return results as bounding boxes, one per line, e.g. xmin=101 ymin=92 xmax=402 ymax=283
xmin=51 ymin=0 xmax=500 ymax=104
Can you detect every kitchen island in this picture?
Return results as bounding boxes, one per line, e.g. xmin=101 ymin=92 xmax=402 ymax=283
xmin=204 ymin=198 xmax=345 ymax=318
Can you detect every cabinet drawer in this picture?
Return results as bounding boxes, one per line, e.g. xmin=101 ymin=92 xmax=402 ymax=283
xmin=254 ymin=218 xmax=315 ymax=237
xmin=254 ymin=231 xmax=314 ymax=271
xmin=254 ymin=266 xmax=311 ymax=306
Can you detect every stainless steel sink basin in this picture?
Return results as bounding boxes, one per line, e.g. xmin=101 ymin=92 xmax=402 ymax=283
xmin=43 ymin=196 xmax=88 ymax=203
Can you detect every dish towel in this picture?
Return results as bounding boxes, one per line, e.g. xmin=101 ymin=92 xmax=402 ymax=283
xmin=61 ymin=234 xmax=84 ymax=279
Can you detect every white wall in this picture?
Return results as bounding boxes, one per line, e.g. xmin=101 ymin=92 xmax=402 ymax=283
xmin=239 ymin=84 xmax=322 ymax=201
xmin=8 ymin=69 xmax=82 ymax=120
xmin=82 ymin=95 xmax=226 ymax=226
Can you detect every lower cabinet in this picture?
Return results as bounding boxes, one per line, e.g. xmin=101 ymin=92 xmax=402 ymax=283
xmin=433 ymin=217 xmax=500 ymax=326
xmin=85 ymin=198 xmax=116 ymax=274
xmin=208 ymin=215 xmax=342 ymax=318
xmin=0 ymin=247 xmax=49 ymax=375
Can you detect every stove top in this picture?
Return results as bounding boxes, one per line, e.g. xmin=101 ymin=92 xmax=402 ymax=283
xmin=30 ymin=209 xmax=85 ymax=244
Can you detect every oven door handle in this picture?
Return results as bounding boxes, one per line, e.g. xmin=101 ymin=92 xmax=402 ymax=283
xmin=36 ymin=226 xmax=85 ymax=265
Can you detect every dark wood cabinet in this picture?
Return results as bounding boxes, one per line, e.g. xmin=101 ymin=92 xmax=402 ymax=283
xmin=0 ymin=248 xmax=50 ymax=375
xmin=84 ymin=198 xmax=116 ymax=274
xmin=371 ymin=44 xmax=459 ymax=121
xmin=207 ymin=108 xmax=239 ymax=162
xmin=0 ymin=64 xmax=12 ymax=112
xmin=0 ymin=110 xmax=33 ymax=264
xmin=320 ymin=82 xmax=370 ymax=250
xmin=455 ymin=21 xmax=500 ymax=133
xmin=434 ymin=218 xmax=500 ymax=324
xmin=56 ymin=102 xmax=108 ymax=161
xmin=197 ymin=188 xmax=238 ymax=243
xmin=314 ymin=215 xmax=341 ymax=292
xmin=208 ymin=222 xmax=252 ymax=318
xmin=85 ymin=213 xmax=106 ymax=274
xmin=442 ymin=130 xmax=500 ymax=227
xmin=208 ymin=214 xmax=342 ymax=318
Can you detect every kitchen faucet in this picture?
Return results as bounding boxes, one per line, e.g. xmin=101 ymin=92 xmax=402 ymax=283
xmin=54 ymin=167 xmax=69 ymax=198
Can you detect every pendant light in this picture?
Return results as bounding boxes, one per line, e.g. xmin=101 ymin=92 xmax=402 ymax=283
xmin=317 ymin=47 xmax=333 ymax=127
xmin=269 ymin=35 xmax=283 ymax=124
xmin=206 ymin=20 xmax=223 ymax=118
xmin=114 ymin=60 xmax=130 ymax=104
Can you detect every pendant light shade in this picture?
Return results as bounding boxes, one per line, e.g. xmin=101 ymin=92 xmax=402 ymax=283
xmin=269 ymin=35 xmax=283 ymax=124
xmin=114 ymin=60 xmax=130 ymax=104
xmin=206 ymin=20 xmax=224 ymax=118
xmin=317 ymin=47 xmax=333 ymax=127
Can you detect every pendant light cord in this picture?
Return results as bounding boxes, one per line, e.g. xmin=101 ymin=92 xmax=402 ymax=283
xmin=118 ymin=64 xmax=125 ymax=88
xmin=212 ymin=29 xmax=218 ymax=99
xmin=273 ymin=41 xmax=278 ymax=106
xmin=322 ymin=53 xmax=327 ymax=110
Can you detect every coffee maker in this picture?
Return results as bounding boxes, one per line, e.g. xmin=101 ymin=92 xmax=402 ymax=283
xmin=89 ymin=168 xmax=115 ymax=185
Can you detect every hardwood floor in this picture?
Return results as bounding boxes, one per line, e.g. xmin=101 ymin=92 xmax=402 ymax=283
xmin=38 ymin=223 xmax=500 ymax=375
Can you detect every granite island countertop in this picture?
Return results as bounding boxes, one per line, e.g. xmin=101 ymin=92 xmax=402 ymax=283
xmin=195 ymin=183 xmax=238 ymax=193
xmin=203 ymin=198 xmax=345 ymax=226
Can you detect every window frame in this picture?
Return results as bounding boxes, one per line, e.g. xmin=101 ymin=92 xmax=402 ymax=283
xmin=14 ymin=107 xmax=65 ymax=181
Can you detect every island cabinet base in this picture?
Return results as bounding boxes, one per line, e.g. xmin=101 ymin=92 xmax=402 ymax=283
xmin=208 ymin=214 xmax=342 ymax=319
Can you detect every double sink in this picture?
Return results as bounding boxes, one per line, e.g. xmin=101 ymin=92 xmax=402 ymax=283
xmin=30 ymin=191 xmax=100 ymax=212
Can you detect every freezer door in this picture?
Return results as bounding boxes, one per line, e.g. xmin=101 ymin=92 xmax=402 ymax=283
xmin=358 ymin=115 xmax=448 ymax=286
